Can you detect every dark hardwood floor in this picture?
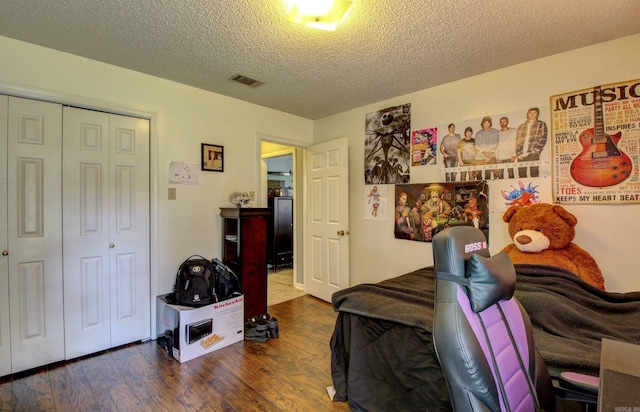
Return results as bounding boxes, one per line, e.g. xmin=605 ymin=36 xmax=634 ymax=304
xmin=0 ymin=295 xmax=351 ymax=411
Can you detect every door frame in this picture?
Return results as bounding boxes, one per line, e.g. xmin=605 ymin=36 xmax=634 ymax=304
xmin=0 ymin=81 xmax=160 ymax=338
xmin=257 ymin=135 xmax=305 ymax=291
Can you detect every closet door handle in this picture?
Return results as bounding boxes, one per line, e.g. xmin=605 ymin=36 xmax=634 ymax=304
xmin=109 ymin=243 xmax=115 ymax=249
xmin=1 ymin=251 xmax=7 ymax=256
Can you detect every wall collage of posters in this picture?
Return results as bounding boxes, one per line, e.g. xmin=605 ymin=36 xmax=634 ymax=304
xmin=364 ymin=78 xmax=639 ymax=241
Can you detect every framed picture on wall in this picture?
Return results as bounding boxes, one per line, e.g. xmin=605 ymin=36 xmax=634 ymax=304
xmin=201 ymin=143 xmax=224 ymax=172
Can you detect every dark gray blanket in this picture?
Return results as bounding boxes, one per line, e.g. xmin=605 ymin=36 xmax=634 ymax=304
xmin=332 ymin=264 xmax=640 ymax=377
xmin=513 ymin=264 xmax=640 ymax=376
xmin=332 ymin=267 xmax=436 ymax=330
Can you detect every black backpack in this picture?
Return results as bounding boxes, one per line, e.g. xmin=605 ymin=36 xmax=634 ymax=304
xmin=211 ymin=258 xmax=242 ymax=301
xmin=173 ymin=255 xmax=216 ymax=307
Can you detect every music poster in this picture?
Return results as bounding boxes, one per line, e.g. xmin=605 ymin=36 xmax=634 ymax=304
xmin=551 ymin=79 xmax=640 ymax=204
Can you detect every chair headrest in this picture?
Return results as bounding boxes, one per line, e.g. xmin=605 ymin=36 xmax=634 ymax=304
xmin=433 ymin=226 xmax=490 ymax=275
xmin=433 ymin=226 xmax=516 ymax=312
xmin=464 ymin=252 xmax=516 ymax=312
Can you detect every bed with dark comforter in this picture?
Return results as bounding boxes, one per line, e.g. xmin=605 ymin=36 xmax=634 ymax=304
xmin=329 ymin=264 xmax=640 ymax=411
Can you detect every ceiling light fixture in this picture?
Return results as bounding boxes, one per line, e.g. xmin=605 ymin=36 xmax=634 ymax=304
xmin=286 ymin=0 xmax=353 ymax=31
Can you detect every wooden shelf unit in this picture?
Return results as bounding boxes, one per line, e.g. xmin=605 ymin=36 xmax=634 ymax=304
xmin=220 ymin=207 xmax=270 ymax=319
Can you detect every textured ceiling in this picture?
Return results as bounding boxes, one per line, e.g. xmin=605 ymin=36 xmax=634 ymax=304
xmin=0 ymin=0 xmax=638 ymax=120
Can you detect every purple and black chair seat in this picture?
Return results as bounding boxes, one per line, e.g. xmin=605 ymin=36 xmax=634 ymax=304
xmin=432 ymin=226 xmax=597 ymax=412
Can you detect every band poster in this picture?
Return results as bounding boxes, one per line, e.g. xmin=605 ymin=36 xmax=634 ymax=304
xmin=394 ymin=182 xmax=489 ymax=242
xmin=551 ymin=79 xmax=640 ymax=205
xmin=437 ymin=108 xmax=551 ymax=183
xmin=364 ymin=103 xmax=411 ymax=184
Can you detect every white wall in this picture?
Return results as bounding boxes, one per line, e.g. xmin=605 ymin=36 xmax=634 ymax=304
xmin=0 ymin=36 xmax=314 ymax=305
xmin=314 ymin=33 xmax=640 ymax=293
xmin=2 ymin=32 xmax=639 ymax=303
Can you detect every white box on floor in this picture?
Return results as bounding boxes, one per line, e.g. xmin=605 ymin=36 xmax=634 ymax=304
xmin=156 ymin=294 xmax=244 ymax=363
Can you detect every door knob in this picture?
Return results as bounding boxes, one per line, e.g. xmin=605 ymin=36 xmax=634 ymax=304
xmin=109 ymin=243 xmax=115 ymax=248
xmin=337 ymin=230 xmax=349 ymax=236
xmin=1 ymin=251 xmax=7 ymax=256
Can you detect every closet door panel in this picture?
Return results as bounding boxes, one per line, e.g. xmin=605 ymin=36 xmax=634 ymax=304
xmin=109 ymin=114 xmax=150 ymax=346
xmin=0 ymin=95 xmax=10 ymax=376
xmin=63 ymin=107 xmax=111 ymax=359
xmin=16 ymin=261 xmax=46 ymax=337
xmin=7 ymin=97 xmax=64 ymax=373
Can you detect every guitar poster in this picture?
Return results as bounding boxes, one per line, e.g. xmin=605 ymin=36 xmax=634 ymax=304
xmin=551 ymin=79 xmax=640 ymax=204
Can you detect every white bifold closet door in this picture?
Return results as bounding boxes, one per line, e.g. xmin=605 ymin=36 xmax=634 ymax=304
xmin=62 ymin=106 xmax=150 ymax=360
xmin=0 ymin=95 xmax=9 ymax=377
xmin=3 ymin=96 xmax=65 ymax=374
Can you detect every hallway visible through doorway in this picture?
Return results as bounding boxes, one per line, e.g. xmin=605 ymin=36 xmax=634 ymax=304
xmin=268 ymin=268 xmax=305 ymax=306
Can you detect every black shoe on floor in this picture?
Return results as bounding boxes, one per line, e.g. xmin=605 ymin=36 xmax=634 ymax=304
xmin=267 ymin=317 xmax=279 ymax=339
xmin=244 ymin=317 xmax=269 ymax=342
xmin=256 ymin=313 xmax=279 ymax=339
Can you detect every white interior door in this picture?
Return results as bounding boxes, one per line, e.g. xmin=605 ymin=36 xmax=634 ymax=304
xmin=7 ymin=96 xmax=65 ymax=373
xmin=305 ymin=137 xmax=349 ymax=302
xmin=63 ymin=107 xmax=150 ymax=359
xmin=0 ymin=95 xmax=11 ymax=376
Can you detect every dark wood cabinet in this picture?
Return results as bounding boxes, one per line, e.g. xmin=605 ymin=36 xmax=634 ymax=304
xmin=268 ymin=196 xmax=293 ymax=272
xmin=220 ymin=207 xmax=270 ymax=319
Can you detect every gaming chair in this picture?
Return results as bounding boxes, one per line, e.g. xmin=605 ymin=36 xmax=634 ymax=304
xmin=431 ymin=226 xmax=598 ymax=412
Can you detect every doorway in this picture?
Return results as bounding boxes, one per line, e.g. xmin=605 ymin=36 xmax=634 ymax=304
xmin=261 ymin=142 xmax=305 ymax=306
xmin=266 ymin=156 xmax=293 ymax=273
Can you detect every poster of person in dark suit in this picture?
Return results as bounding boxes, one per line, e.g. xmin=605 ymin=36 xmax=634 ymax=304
xmin=364 ymin=103 xmax=411 ymax=184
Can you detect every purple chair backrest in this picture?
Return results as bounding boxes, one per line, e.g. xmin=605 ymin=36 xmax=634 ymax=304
xmin=432 ymin=226 xmax=543 ymax=412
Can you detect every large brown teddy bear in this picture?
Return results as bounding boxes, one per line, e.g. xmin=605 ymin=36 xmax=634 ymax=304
xmin=502 ymin=203 xmax=605 ymax=290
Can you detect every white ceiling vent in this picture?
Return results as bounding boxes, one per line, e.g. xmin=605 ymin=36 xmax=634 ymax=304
xmin=229 ymin=74 xmax=264 ymax=88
